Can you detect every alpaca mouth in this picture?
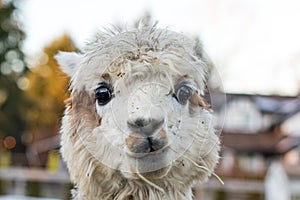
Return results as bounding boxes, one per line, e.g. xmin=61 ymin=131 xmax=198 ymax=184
xmin=126 ymin=144 xmax=168 ymax=158
xmin=125 ymin=128 xmax=169 ymax=157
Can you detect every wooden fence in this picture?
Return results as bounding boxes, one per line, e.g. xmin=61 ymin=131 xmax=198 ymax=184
xmin=0 ymin=163 xmax=300 ymax=200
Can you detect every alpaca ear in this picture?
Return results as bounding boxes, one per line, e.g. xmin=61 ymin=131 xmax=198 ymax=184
xmin=55 ymin=51 xmax=82 ymax=77
xmin=194 ymin=38 xmax=213 ymax=68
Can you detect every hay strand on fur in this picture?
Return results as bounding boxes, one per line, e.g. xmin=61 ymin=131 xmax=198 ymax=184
xmin=170 ymin=147 xmax=224 ymax=185
xmin=182 ymin=154 xmax=224 ymax=185
xmin=136 ymin=170 xmax=171 ymax=200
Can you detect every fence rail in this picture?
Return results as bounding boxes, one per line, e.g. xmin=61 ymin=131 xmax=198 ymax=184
xmin=0 ymin=167 xmax=69 ymax=183
xmin=1 ymin=166 xmax=300 ymax=199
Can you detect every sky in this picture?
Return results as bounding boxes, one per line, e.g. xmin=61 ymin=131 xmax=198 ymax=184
xmin=18 ymin=0 xmax=300 ymax=96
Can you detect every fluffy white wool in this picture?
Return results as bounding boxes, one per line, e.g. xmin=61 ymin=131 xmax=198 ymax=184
xmin=56 ymin=24 xmax=220 ymax=200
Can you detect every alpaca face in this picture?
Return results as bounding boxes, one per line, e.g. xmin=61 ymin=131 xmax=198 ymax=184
xmin=56 ymin=28 xmax=220 ymax=184
xmin=91 ymin=65 xmax=213 ymax=177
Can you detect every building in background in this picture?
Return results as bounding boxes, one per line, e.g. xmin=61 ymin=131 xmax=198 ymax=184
xmin=199 ymin=92 xmax=300 ymax=200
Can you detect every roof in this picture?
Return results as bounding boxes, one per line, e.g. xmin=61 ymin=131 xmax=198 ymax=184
xmin=211 ymin=92 xmax=300 ymax=155
xmin=222 ymin=132 xmax=300 ymax=156
xmin=211 ymin=92 xmax=300 ymax=132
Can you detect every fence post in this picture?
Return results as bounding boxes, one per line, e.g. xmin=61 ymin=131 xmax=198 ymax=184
xmin=265 ymin=161 xmax=290 ymax=200
xmin=0 ymin=151 xmax=11 ymax=168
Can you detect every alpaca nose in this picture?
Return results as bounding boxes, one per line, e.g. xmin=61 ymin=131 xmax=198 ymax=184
xmin=126 ymin=118 xmax=167 ymax=154
xmin=134 ymin=118 xmax=151 ymax=127
xmin=127 ymin=118 xmax=164 ymax=135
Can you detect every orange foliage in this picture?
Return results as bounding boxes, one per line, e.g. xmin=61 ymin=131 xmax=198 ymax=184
xmin=25 ymin=35 xmax=76 ymax=130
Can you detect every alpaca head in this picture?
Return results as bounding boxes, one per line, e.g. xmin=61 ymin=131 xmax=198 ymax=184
xmin=56 ymin=25 xmax=220 ymax=193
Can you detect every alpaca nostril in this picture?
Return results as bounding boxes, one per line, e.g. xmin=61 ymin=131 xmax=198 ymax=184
xmin=127 ymin=118 xmax=151 ymax=129
xmin=135 ymin=118 xmax=150 ymax=127
xmin=127 ymin=118 xmax=164 ymax=130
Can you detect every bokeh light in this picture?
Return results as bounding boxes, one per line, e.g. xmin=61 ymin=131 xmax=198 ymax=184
xmin=3 ymin=136 xmax=17 ymax=149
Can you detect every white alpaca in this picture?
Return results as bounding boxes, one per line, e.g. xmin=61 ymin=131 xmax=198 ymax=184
xmin=55 ymin=24 xmax=220 ymax=200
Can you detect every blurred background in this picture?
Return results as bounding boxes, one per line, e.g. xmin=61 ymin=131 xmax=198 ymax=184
xmin=0 ymin=0 xmax=300 ymax=199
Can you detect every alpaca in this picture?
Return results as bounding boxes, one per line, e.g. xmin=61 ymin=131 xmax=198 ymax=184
xmin=55 ymin=24 xmax=220 ymax=200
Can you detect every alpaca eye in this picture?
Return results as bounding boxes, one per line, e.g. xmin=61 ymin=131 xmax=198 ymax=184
xmin=174 ymin=85 xmax=192 ymax=105
xmin=95 ymin=85 xmax=113 ymax=105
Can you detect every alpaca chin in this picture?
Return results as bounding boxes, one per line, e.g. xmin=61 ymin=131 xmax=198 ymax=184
xmin=139 ymin=165 xmax=172 ymax=179
xmin=125 ymin=150 xmax=170 ymax=177
xmin=122 ymin=164 xmax=171 ymax=180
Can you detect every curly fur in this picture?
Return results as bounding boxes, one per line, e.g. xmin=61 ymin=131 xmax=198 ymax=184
xmin=56 ymin=24 xmax=220 ymax=200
